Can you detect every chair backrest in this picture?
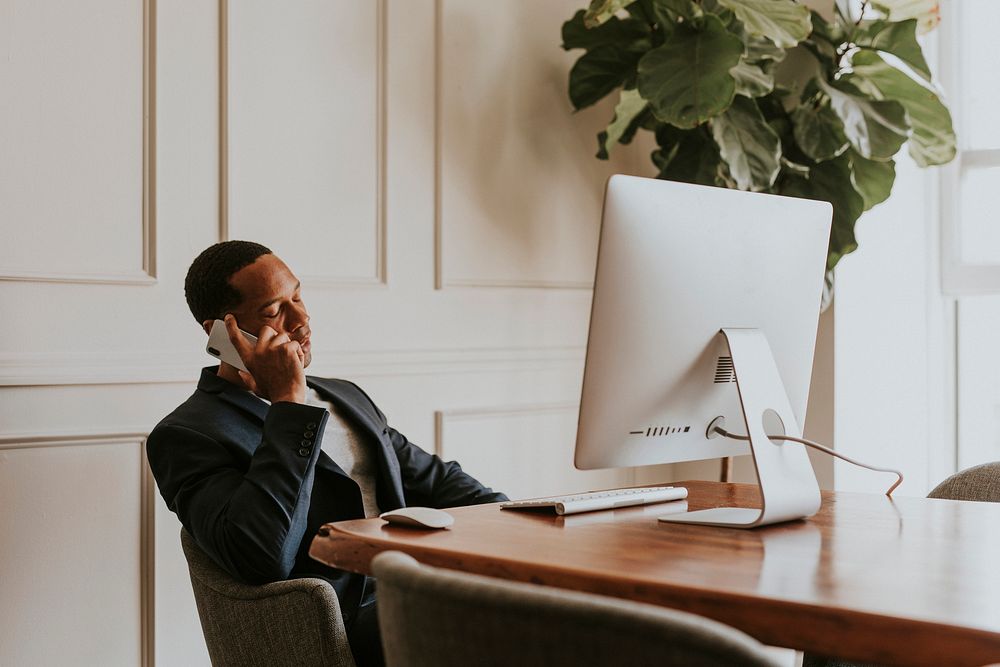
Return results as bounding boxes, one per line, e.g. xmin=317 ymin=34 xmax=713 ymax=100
xmin=179 ymin=529 xmax=355 ymax=667
xmin=371 ymin=550 xmax=781 ymax=667
xmin=927 ymin=462 xmax=1000 ymax=502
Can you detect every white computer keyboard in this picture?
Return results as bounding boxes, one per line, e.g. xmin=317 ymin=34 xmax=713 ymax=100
xmin=500 ymin=486 xmax=688 ymax=516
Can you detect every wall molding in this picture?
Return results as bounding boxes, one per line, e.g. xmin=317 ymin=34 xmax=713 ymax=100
xmin=0 ymin=0 xmax=157 ymax=286
xmin=434 ymin=402 xmax=578 ymax=457
xmin=144 ymin=0 xmax=158 ymax=285
xmin=141 ymin=444 xmax=156 ymax=667
xmin=219 ymin=0 xmax=387 ymax=287
xmin=313 ymin=346 xmax=585 ymax=379
xmin=219 ymin=0 xmax=229 ymax=246
xmin=0 ymin=433 xmax=155 ymax=667
xmin=434 ymin=402 xmax=642 ymax=489
xmin=0 ymin=345 xmax=585 ymax=386
xmin=0 ymin=269 xmax=157 ymax=286
xmin=0 ymin=351 xmax=202 ymax=387
xmin=442 ymin=277 xmax=594 ymax=290
xmin=0 ymin=430 xmax=149 ymax=446
xmin=431 ymin=0 xmax=592 ymax=292
xmin=433 ymin=0 xmax=443 ymax=290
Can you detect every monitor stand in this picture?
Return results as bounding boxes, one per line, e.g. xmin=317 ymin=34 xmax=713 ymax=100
xmin=659 ymin=328 xmax=821 ymax=528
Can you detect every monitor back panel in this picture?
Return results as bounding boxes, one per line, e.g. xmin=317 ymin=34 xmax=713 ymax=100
xmin=576 ymin=175 xmax=832 ymax=470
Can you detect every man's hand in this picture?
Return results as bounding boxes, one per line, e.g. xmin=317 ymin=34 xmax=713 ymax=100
xmin=225 ymin=314 xmax=306 ymax=404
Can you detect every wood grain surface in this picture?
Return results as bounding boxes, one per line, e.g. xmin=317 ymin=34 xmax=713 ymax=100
xmin=309 ymin=481 xmax=1000 ymax=666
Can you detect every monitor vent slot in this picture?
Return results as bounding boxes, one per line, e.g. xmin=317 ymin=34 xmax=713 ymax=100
xmin=714 ymin=356 xmax=736 ymax=384
xmin=629 ymin=426 xmax=691 ymax=437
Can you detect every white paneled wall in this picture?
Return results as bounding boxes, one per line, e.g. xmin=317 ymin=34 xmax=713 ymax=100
xmin=0 ymin=0 xmax=152 ymax=284
xmin=227 ymin=0 xmax=385 ymax=285
xmin=437 ymin=1 xmax=617 ymax=289
xmin=0 ymin=2 xmax=843 ymax=666
xmin=436 ymin=403 xmax=627 ymax=501
xmin=0 ymin=1 xmax=654 ymax=664
xmin=0 ymin=437 xmax=150 ymax=666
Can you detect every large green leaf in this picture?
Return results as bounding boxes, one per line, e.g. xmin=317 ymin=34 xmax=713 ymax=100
xmin=637 ymin=14 xmax=743 ymax=128
xmin=569 ymin=45 xmax=642 ymax=110
xmin=872 ymin=0 xmax=941 ymax=34
xmin=853 ymin=19 xmax=931 ymax=82
xmin=849 ymin=50 xmax=956 ymax=167
xmin=781 ymin=153 xmax=865 ymax=271
xmin=730 ymin=60 xmax=774 ymax=97
xmin=652 ymin=0 xmax=704 ymax=25
xmin=715 ymin=0 xmax=811 ymax=48
xmin=800 ymin=12 xmax=842 ymax=64
xmin=711 ymin=95 xmax=781 ymax=191
xmin=781 ymin=156 xmax=811 ymax=178
xmin=848 ymin=150 xmax=896 ymax=210
xmin=597 ymin=88 xmax=649 ymax=159
xmin=809 ymin=10 xmax=845 ymax=45
xmin=744 ymin=32 xmax=785 ymax=64
xmin=833 ymin=0 xmax=853 ymax=24
xmin=791 ymin=93 xmax=849 ymax=162
xmin=625 ymin=0 xmax=657 ymax=24
xmin=818 ymin=77 xmax=908 ymax=160
xmin=562 ymin=10 xmax=651 ymax=51
xmin=584 ymin=0 xmax=639 ymax=28
xmin=653 ymin=126 xmax=724 ymax=186
xmin=628 ymin=107 xmax=658 ymax=139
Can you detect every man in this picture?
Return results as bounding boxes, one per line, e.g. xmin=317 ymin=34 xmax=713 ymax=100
xmin=147 ymin=241 xmax=507 ymax=667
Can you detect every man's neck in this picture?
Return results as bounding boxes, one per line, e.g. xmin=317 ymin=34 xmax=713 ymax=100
xmin=217 ymin=363 xmax=251 ymax=392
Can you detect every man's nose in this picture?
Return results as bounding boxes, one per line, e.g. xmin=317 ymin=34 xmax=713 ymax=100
xmin=290 ymin=301 xmax=309 ymax=328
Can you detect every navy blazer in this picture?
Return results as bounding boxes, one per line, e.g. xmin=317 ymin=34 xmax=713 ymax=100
xmin=147 ymin=367 xmax=507 ymax=623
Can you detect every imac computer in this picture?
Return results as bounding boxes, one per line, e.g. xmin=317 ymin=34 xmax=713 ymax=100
xmin=575 ymin=175 xmax=832 ymax=528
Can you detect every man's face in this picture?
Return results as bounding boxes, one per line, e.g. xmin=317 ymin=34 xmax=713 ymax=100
xmin=212 ymin=254 xmax=312 ymax=368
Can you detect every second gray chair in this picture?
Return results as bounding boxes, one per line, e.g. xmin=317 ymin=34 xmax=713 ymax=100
xmin=180 ymin=528 xmax=356 ymax=667
xmin=371 ymin=550 xmax=781 ymax=667
xmin=927 ymin=461 xmax=1000 ymax=502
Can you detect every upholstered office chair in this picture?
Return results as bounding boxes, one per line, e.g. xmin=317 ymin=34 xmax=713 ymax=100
xmin=180 ymin=529 xmax=356 ymax=667
xmin=804 ymin=461 xmax=1000 ymax=667
xmin=927 ymin=461 xmax=1000 ymax=502
xmin=371 ymin=550 xmax=781 ymax=667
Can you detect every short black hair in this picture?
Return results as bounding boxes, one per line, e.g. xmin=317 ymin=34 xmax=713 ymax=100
xmin=184 ymin=240 xmax=272 ymax=324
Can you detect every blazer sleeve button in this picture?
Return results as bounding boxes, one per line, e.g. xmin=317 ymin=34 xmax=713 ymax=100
xmin=298 ymin=448 xmax=311 ymax=457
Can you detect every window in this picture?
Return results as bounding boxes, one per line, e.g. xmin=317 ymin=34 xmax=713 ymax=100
xmin=940 ymin=1 xmax=1000 ymax=468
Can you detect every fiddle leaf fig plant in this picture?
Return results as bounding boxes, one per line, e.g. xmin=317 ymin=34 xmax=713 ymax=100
xmin=563 ymin=0 xmax=955 ymax=272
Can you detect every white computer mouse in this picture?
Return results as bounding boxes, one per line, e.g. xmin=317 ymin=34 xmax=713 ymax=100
xmin=379 ymin=507 xmax=454 ymax=529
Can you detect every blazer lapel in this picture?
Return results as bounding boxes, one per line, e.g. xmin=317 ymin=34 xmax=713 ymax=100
xmin=307 ymin=376 xmax=406 ymax=508
xmin=306 ymin=376 xmax=385 ymax=440
xmin=307 ymin=377 xmax=384 ymax=436
xmin=197 ymin=367 xmax=269 ymax=424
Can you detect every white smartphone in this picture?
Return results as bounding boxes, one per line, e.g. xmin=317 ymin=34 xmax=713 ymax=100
xmin=206 ymin=319 xmax=257 ymax=373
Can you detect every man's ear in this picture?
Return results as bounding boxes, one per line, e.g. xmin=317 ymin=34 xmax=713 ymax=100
xmin=202 ymin=320 xmax=214 ymax=336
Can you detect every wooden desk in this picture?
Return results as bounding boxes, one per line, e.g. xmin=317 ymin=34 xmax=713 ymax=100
xmin=309 ymin=481 xmax=1000 ymax=667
